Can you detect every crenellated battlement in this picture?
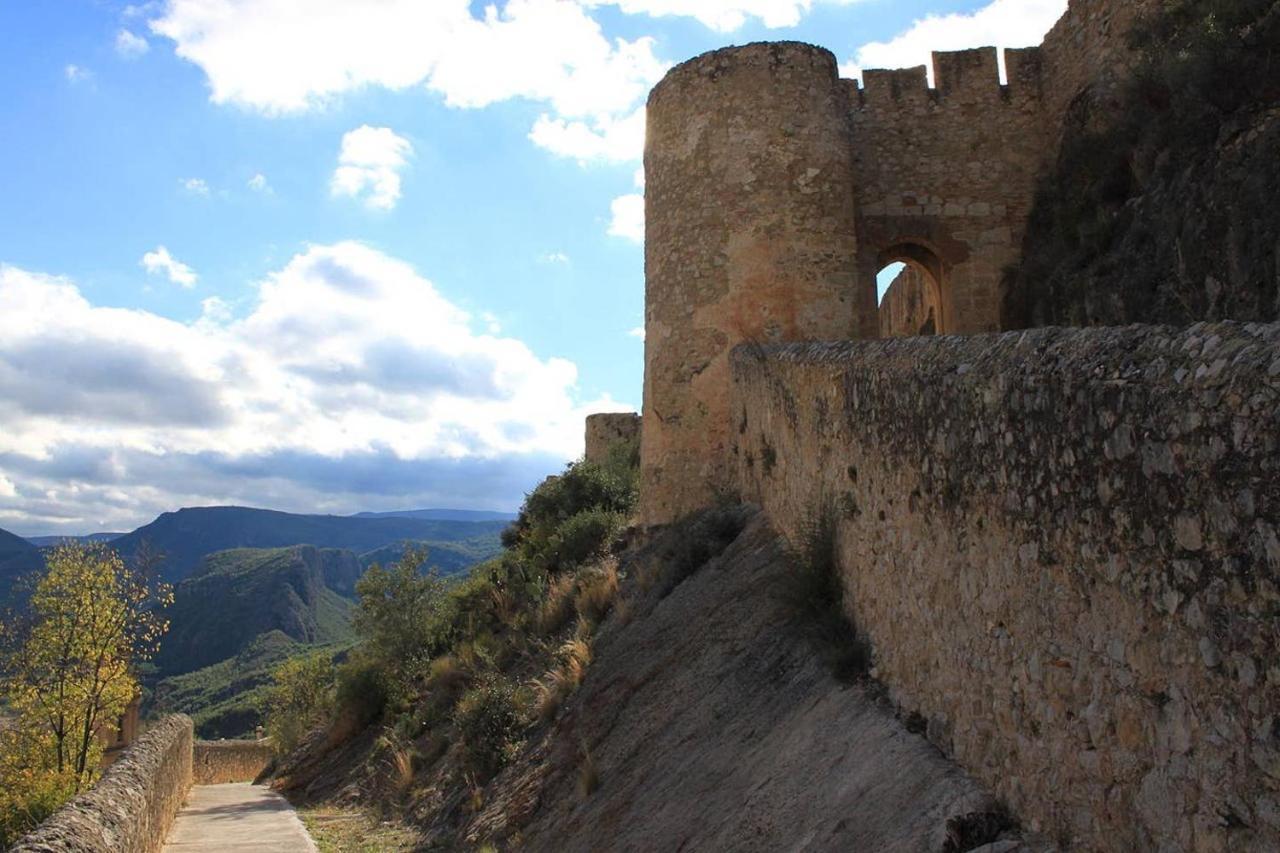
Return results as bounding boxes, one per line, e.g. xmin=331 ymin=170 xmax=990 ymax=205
xmin=851 ymin=46 xmax=1044 ymax=109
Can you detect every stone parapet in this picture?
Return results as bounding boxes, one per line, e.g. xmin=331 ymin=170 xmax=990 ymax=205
xmin=193 ymin=739 xmax=274 ymax=785
xmin=730 ymin=322 xmax=1280 ymax=850
xmin=10 ymin=714 xmax=194 ymax=853
xmin=584 ymin=413 xmax=641 ymax=467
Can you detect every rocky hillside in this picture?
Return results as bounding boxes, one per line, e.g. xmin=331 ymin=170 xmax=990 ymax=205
xmin=273 ymin=510 xmax=1040 ymax=851
xmin=155 ymin=545 xmax=361 ymax=677
xmin=1005 ymin=0 xmax=1280 ymax=328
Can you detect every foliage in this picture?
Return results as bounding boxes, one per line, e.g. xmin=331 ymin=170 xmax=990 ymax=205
xmin=1 ymin=543 xmax=170 ymax=788
xmin=334 ymin=653 xmax=390 ymax=729
xmin=353 ymin=547 xmax=449 ymax=685
xmin=0 ymin=725 xmax=78 ymax=847
xmin=503 ymin=459 xmax=636 ymax=573
xmin=454 ymin=675 xmax=527 ymax=779
xmin=264 ymin=652 xmax=335 ymax=755
xmin=1005 ymin=0 xmax=1280 ymax=327
xmin=782 ymin=501 xmax=870 ymax=682
xmin=553 ymin=509 xmax=626 ymax=573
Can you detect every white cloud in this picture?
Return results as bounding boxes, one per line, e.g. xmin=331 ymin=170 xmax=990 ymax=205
xmin=540 ymin=251 xmax=571 ymax=265
xmin=331 ymin=126 xmax=412 ymax=211
xmin=116 ymin=29 xmax=150 ymax=58
xmin=180 ymin=177 xmax=210 ymax=196
xmin=64 ymin=64 xmax=92 ymax=83
xmin=844 ymin=0 xmax=1066 ymax=80
xmin=580 ymin=0 xmax=856 ymax=32
xmin=247 ymin=172 xmax=271 ymax=193
xmin=528 ymin=105 xmax=645 ymax=163
xmin=608 ymin=193 xmax=644 ymax=243
xmin=627 ymin=326 xmax=644 ymax=340
xmin=0 ymin=474 xmax=15 ymax=499
xmin=0 ymin=247 xmax=622 ymax=532
xmin=148 ymin=0 xmax=668 ymax=163
xmin=141 ymin=246 xmax=198 ymax=288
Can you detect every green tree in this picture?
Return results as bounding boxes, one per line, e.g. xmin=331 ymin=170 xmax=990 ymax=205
xmin=263 ymin=652 xmax=335 ymax=755
xmin=353 ymin=547 xmax=448 ymax=679
xmin=0 ymin=543 xmax=170 ymax=841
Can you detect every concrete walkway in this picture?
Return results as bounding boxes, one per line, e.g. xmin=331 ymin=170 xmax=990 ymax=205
xmin=164 ymin=783 xmax=318 ymax=852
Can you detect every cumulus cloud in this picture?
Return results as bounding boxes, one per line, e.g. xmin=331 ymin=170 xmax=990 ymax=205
xmin=116 ymin=29 xmax=150 ymax=58
xmin=528 ymin=106 xmax=645 ymax=163
xmin=0 ymin=248 xmax=628 ymax=533
xmin=247 ymin=172 xmax=271 ymax=193
xmin=627 ymin=326 xmax=644 ymax=340
xmin=147 ymin=0 xmax=668 ymax=163
xmin=141 ymin=246 xmax=198 ymax=288
xmin=331 ymin=126 xmax=412 ymax=211
xmin=844 ymin=0 xmax=1066 ymax=81
xmin=608 ymin=194 xmax=644 ymax=243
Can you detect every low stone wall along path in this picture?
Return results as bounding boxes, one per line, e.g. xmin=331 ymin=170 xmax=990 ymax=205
xmin=163 ymin=783 xmax=317 ymax=852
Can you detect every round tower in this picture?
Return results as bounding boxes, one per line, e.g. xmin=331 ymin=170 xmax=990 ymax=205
xmin=640 ymin=42 xmax=863 ymax=525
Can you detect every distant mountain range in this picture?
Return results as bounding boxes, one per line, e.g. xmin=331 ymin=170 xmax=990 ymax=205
xmin=2 ymin=505 xmax=509 ymax=736
xmin=353 ymin=508 xmax=515 ymax=522
xmin=109 ymin=505 xmax=508 ymax=584
xmin=0 ymin=526 xmax=44 ymax=601
xmin=23 ymin=532 xmax=124 ymax=547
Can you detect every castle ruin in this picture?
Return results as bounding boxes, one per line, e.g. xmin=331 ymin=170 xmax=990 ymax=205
xmin=639 ymin=0 xmax=1157 ymax=524
xmin=601 ymin=0 xmax=1280 ymax=848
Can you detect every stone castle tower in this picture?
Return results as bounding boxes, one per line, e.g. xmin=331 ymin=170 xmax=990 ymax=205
xmin=638 ymin=0 xmax=1157 ymax=525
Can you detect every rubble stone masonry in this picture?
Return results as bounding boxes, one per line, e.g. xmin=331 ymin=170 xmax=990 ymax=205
xmin=639 ymin=0 xmax=1164 ymax=524
xmin=731 ymin=322 xmax=1280 ymax=850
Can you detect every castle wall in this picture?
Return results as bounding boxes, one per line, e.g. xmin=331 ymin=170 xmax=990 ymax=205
xmin=730 ymin=322 xmax=1280 ymax=850
xmin=584 ymin=413 xmax=641 ymax=467
xmin=640 ymin=42 xmax=861 ymax=525
xmin=878 ymin=264 xmax=939 ymax=338
xmin=848 ymin=47 xmax=1045 ymax=334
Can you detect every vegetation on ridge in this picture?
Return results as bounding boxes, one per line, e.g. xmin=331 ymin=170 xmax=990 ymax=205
xmin=1005 ymin=0 xmax=1280 ymax=327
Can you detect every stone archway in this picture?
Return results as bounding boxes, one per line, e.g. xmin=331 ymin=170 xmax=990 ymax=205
xmin=875 ymin=242 xmax=950 ymax=337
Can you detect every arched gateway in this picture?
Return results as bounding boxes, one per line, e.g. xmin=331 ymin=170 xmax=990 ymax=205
xmin=639 ymin=41 xmax=1048 ymax=525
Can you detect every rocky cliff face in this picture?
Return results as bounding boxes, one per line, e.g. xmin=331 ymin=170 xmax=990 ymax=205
xmin=1006 ymin=0 xmax=1280 ymax=328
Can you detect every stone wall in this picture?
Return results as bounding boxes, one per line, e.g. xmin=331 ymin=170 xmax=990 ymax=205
xmin=584 ymin=413 xmax=641 ymax=466
xmin=192 ymin=739 xmax=274 ymax=785
xmin=848 ymin=46 xmax=1044 ymax=336
xmin=640 ymin=42 xmax=862 ymax=524
xmin=878 ymin=265 xmax=939 ymax=338
xmin=730 ymin=322 xmax=1280 ymax=850
xmin=637 ymin=0 xmax=1174 ymax=526
xmin=10 ymin=715 xmax=194 ymax=853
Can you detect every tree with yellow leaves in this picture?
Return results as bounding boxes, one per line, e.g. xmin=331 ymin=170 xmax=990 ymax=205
xmin=0 ymin=542 xmax=170 ymax=843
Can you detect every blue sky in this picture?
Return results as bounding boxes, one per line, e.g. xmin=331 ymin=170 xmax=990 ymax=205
xmin=0 ymin=0 xmax=1066 ymax=535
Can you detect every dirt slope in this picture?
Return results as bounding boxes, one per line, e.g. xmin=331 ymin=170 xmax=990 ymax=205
xmin=466 ymin=512 xmax=1041 ymax=851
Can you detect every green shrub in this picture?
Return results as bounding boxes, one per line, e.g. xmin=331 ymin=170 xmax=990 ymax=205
xmin=454 ymin=675 xmax=526 ymax=779
xmin=335 ymin=654 xmax=390 ymax=729
xmin=782 ymin=500 xmax=871 ymax=682
xmin=552 ymin=509 xmax=625 ymax=571
xmin=264 ymin=652 xmax=336 ymax=755
xmin=505 ymin=459 xmax=637 ymax=572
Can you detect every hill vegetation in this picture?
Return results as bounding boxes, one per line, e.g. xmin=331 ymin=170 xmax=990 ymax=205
xmin=1005 ymin=0 xmax=1280 ymax=327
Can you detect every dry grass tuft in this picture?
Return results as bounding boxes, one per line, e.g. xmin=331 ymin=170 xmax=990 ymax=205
xmin=537 ymin=573 xmax=577 ymax=636
xmin=532 ymin=632 xmax=594 ymax=723
xmin=574 ymin=561 xmax=619 ymax=626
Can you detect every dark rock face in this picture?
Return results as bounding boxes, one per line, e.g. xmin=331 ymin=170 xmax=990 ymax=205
xmin=1006 ymin=1 xmax=1280 ymax=329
